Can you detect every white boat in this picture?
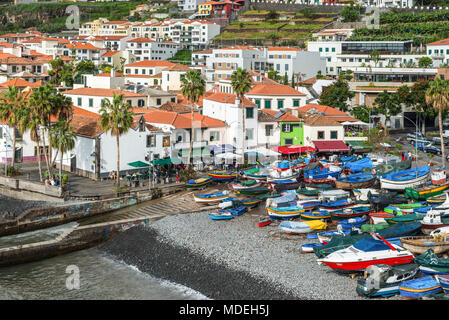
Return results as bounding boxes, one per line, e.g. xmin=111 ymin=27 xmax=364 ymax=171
xmin=268 ymin=160 xmax=299 ymax=181
xmin=353 ymin=188 xmax=380 ymax=202
xmin=430 ymin=226 xmax=449 ymax=236
xmin=319 ymin=190 xmax=350 ymax=202
xmin=421 ymin=209 xmax=449 ymax=235
xmin=379 ymin=166 xmax=431 ymax=190
xmin=279 ymin=220 xmax=326 ymax=234
xmin=317 ymin=236 xmax=415 ymax=272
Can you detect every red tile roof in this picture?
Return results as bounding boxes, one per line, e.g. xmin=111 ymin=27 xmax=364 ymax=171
xmin=0 ymin=78 xmax=41 ymax=88
xmin=259 ymin=109 xmax=301 ymax=122
xmin=427 ymin=38 xmax=449 ymax=46
xmin=247 ymin=83 xmax=305 ymax=96
xmin=127 ymin=37 xmax=155 ymax=43
xmin=125 ymin=60 xmax=176 ymax=68
xmin=204 ymin=92 xmax=256 ymax=107
xmin=66 ymin=42 xmax=104 ymax=50
xmin=295 ymin=104 xmax=348 ymax=116
xmin=267 ymin=47 xmax=302 ymax=52
xmin=141 ymin=109 xmax=225 ymax=129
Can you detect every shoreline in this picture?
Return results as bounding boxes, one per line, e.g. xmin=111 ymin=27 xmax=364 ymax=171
xmin=98 ymin=205 xmax=367 ymax=300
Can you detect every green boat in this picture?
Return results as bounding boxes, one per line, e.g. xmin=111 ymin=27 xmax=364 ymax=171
xmin=427 ymin=193 xmax=447 ymax=205
xmin=255 ymin=193 xmax=281 ymax=200
xmin=405 ymin=182 xmax=449 ymax=200
xmin=237 ymin=186 xmax=270 ymax=196
xmin=305 ymin=183 xmax=333 ymax=191
xmin=415 ymin=249 xmax=449 ymax=275
xmin=384 ymin=213 xmax=425 ymax=224
xmin=360 ymin=222 xmax=390 ymax=233
xmin=233 ymin=179 xmax=258 ymax=187
xmin=385 ymin=202 xmax=426 ymax=214
xmin=297 ymin=188 xmax=319 ymax=197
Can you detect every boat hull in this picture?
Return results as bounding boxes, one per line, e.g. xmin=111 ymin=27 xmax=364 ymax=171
xmin=405 ymin=182 xmax=449 ymax=200
xmin=335 ymin=178 xmax=376 ymax=191
xmin=380 ymin=172 xmax=430 ymax=190
xmin=321 ymin=255 xmax=415 ymax=272
xmin=400 ymin=236 xmax=449 ymax=255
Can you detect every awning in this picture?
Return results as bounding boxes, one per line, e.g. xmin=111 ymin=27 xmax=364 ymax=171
xmin=313 ymin=140 xmax=350 ymax=152
xmin=271 ymin=146 xmax=317 ymax=154
xmin=214 ymin=152 xmax=242 ymax=160
xmin=150 ymin=157 xmax=183 ymax=165
xmin=346 ymin=140 xmax=372 ymax=151
xmin=342 ymin=121 xmax=369 ymax=126
xmin=127 ymin=161 xmax=149 ymax=168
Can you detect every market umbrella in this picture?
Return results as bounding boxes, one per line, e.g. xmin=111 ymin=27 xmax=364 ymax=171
xmin=127 ymin=161 xmax=150 ymax=168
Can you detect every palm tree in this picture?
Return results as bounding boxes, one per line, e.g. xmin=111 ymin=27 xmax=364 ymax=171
xmin=425 ymin=77 xmax=449 ymax=169
xmin=99 ymin=93 xmax=134 ymax=188
xmin=180 ymin=70 xmax=205 ymax=167
xmin=0 ymin=86 xmax=24 ymax=167
xmin=49 ymin=120 xmax=76 ymax=189
xmin=17 ymin=97 xmax=44 ymax=181
xmin=231 ymin=68 xmax=253 ymax=158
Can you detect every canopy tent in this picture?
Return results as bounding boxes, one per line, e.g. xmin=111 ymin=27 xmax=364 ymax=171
xmin=271 ymin=146 xmax=317 ymax=155
xmin=341 ymin=121 xmax=369 ymax=126
xmin=214 ymin=152 xmax=243 ymax=160
xmin=150 ymin=157 xmax=183 ymax=165
xmin=313 ymin=140 xmax=350 ymax=153
xmin=207 ymin=144 xmax=236 ymax=155
xmin=127 ymin=161 xmax=149 ymax=168
xmin=246 ymin=147 xmax=281 ymax=157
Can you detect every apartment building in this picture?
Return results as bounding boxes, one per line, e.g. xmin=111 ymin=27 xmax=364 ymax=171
xmin=126 ymin=38 xmax=179 ymax=62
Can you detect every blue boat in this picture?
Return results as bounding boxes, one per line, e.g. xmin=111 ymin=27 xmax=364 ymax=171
xmin=301 ymin=211 xmax=331 ymax=220
xmin=380 ymin=166 xmax=431 ymax=190
xmin=304 ymin=166 xmax=342 ymax=180
xmin=208 ymin=211 xmax=234 ymax=220
xmin=344 ymin=157 xmax=373 ymax=173
xmin=339 ymin=155 xmax=357 ymax=163
xmin=335 ymin=172 xmax=377 ymax=190
xmin=376 ymin=222 xmax=422 ymax=239
xmin=338 ymin=217 xmax=368 ymax=231
xmin=399 ymin=276 xmax=442 ymax=298
xmin=436 ymin=275 xmax=449 ymax=293
xmin=318 ymin=199 xmax=353 ymax=210
xmin=301 ymin=243 xmax=324 ymax=253
xmin=266 ymin=190 xmax=298 ymax=208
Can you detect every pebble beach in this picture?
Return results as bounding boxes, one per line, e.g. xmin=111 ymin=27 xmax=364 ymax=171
xmin=98 ymin=205 xmax=370 ymax=300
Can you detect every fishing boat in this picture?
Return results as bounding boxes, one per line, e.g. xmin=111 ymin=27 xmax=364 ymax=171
xmin=330 ymin=206 xmax=373 ymax=222
xmin=376 ymin=222 xmax=422 ymax=239
xmin=193 ymin=191 xmax=230 ymax=204
xmin=384 ymin=213 xmax=424 ymax=225
xmin=399 ymin=276 xmax=442 ymax=299
xmin=317 ymin=236 xmax=415 ymax=272
xmin=356 ymin=264 xmax=419 ymax=298
xmin=360 ymin=222 xmax=390 ymax=233
xmin=224 ymin=206 xmax=247 ymax=216
xmin=430 ymin=226 xmax=449 ymax=236
xmin=229 ymin=179 xmax=260 ymax=190
xmin=301 ymin=242 xmax=324 ymax=253
xmin=301 ymin=211 xmax=331 ymax=221
xmin=239 ymin=198 xmax=263 ymax=208
xmin=304 ymin=177 xmax=337 ymax=186
xmin=427 ymin=193 xmax=447 ymax=205
xmin=266 ymin=205 xmax=305 ymax=220
xmin=405 ymin=181 xmax=449 ymax=200
xmin=237 ymin=186 xmax=271 ymax=196
xmin=304 ymin=165 xmax=342 ymax=180
xmin=272 ymin=181 xmax=301 ymax=193
xmin=265 ymin=190 xmax=298 ymax=208
xmin=297 ymin=188 xmax=320 ymax=198
xmin=335 ymin=172 xmax=377 ymax=190
xmin=305 ymin=183 xmax=333 ymax=191
xmin=268 ymin=160 xmax=299 ymax=181
xmin=415 ymin=249 xmax=449 ymax=275
xmin=318 ymin=199 xmax=354 ymax=210
xmin=279 ymin=220 xmax=327 ymax=234
xmin=344 ymin=157 xmax=373 ymax=174
xmin=369 ymin=211 xmax=395 ymax=224
xmin=208 ymin=171 xmax=238 ymax=182
xmin=400 ymin=235 xmax=449 ymax=255
xmin=316 ymin=230 xmax=352 ymax=244
xmin=421 ymin=210 xmax=449 ymax=234
xmin=435 ymin=275 xmax=449 ymax=293
xmin=208 ymin=211 xmax=233 ymax=220
xmin=385 ymin=202 xmax=426 ymax=214
xmin=338 ymin=217 xmax=368 ymax=231
xmin=353 ymin=188 xmax=380 ymax=202
xmin=379 ymin=166 xmax=430 ymax=190
xmin=258 ymin=217 xmax=272 ymax=227
xmin=185 ymin=177 xmax=212 ymax=188
xmin=375 ymin=158 xmax=412 ymax=176
xmin=242 ymin=167 xmax=269 ymax=180
xmin=319 ymin=190 xmax=350 ymax=202
xmin=296 ymin=199 xmax=321 ymax=210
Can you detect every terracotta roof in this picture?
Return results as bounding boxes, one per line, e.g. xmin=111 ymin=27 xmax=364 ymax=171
xmin=259 ymin=109 xmax=301 ymax=122
xmin=0 ymin=56 xmax=41 ymax=65
xmin=304 ymin=114 xmax=342 ymax=126
xmin=427 ymin=38 xmax=449 ymax=46
xmin=247 ymin=83 xmax=305 ymax=96
xmin=97 ymin=71 xmax=124 ymax=77
xmin=127 ymin=37 xmax=155 ymax=43
xmin=195 ymin=49 xmax=212 ymax=54
xmin=295 ymin=104 xmax=348 ymax=116
xmin=90 ymin=35 xmax=128 ymax=41
xmin=328 ymin=115 xmax=359 ymax=122
xmin=72 ymin=106 xmax=100 ymax=118
xmin=102 ymin=50 xmax=120 ymax=57
xmin=141 ymin=109 xmax=225 ymax=129
xmin=204 ymin=92 xmax=256 ymax=107
xmin=164 ymin=63 xmax=191 ymax=72
xmin=125 ymin=60 xmax=175 ymax=68
xmin=63 ymin=88 xmax=147 ymax=97
xmin=301 ymin=77 xmax=317 ymax=85
xmin=158 ymin=101 xmax=193 ymax=113
xmin=70 ymin=114 xmax=103 ymax=138
xmin=66 ymin=42 xmax=104 ymax=50
xmin=0 ymin=78 xmax=41 ymax=88
xmin=267 ymin=47 xmax=302 ymax=52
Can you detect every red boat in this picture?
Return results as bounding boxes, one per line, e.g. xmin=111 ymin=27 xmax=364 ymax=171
xmin=258 ymin=217 xmax=272 ymax=227
xmin=304 ymin=178 xmax=336 ymax=186
xmin=369 ymin=211 xmax=395 ymax=224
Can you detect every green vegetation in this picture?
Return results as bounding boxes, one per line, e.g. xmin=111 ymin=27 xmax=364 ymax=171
xmin=168 ymin=50 xmax=192 ymax=65
xmin=0 ymin=1 xmax=144 ymax=34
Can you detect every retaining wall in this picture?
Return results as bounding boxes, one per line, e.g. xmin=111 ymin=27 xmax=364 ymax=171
xmin=0 ymin=176 xmax=62 ymax=199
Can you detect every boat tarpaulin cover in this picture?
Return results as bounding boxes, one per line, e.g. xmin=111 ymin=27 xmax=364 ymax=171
xmin=344 ymin=157 xmax=373 ymax=173
xmin=415 ymin=249 xmax=449 ymax=267
xmin=353 ymin=238 xmax=391 ymax=252
xmin=313 ymin=140 xmax=350 ymax=152
xmin=313 ymin=233 xmax=370 ymax=259
xmin=376 ymin=222 xmax=422 ymax=238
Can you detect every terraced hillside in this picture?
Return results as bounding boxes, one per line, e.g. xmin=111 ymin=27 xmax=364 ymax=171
xmin=212 ymin=10 xmax=338 ymax=47
xmin=348 ymin=10 xmax=449 ymax=46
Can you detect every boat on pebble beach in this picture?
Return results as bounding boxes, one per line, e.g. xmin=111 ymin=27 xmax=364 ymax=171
xmin=399 ymin=276 xmax=442 ymax=299
xmin=335 ymin=172 xmax=377 ymax=190
xmin=420 ymin=210 xmax=449 ymax=234
xmin=207 ymin=171 xmax=238 ymax=182
xmin=237 ymin=186 xmax=271 ymax=196
xmin=193 ymin=191 xmax=230 ymax=204
xmin=379 ymin=166 xmax=431 ymax=190
xmin=279 ymin=220 xmax=327 ymax=234
xmin=300 ymin=211 xmax=331 ymax=221
xmin=318 ymin=199 xmax=354 ymax=210
xmin=435 ymin=275 xmax=449 ymax=293
xmin=405 ymin=181 xmax=449 ymax=200
xmin=400 ymin=235 xmax=449 ymax=255
xmin=229 ymin=179 xmax=260 ymax=190
xmin=185 ymin=177 xmax=212 ymax=188
xmin=208 ymin=211 xmax=233 ymax=220
xmin=301 ymin=243 xmax=324 ymax=253
xmin=415 ymin=249 xmax=449 ymax=275
xmin=329 ymin=206 xmax=372 ymax=222
xmin=266 ymin=205 xmax=305 ymax=220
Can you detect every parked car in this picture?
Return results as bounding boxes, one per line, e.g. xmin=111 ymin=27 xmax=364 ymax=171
xmin=432 ymin=136 xmax=449 ymax=146
xmin=414 ymin=141 xmax=442 ymax=155
xmin=407 ymin=132 xmax=425 ymax=141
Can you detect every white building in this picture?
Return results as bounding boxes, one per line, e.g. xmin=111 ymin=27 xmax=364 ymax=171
xmin=126 ymin=38 xmax=179 ymax=62
xmin=245 ymin=83 xmax=308 ymax=109
xmin=426 ymin=38 xmax=449 ymax=67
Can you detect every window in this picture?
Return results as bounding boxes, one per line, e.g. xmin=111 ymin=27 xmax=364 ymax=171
xmin=276 ymin=64 xmax=280 ymax=71
xmin=325 ymin=48 xmax=329 ymax=52
xmin=330 ymin=131 xmax=338 ymax=139
xmin=142 ymin=69 xmax=146 ymax=75
xmin=293 ymin=100 xmax=300 ymax=107
xmin=156 ymin=98 xmax=162 ymax=105
xmin=209 ymin=131 xmax=219 ymax=142
xmin=319 ymin=48 xmax=322 ymax=52
xmin=331 ymin=48 xmax=335 ymax=52
xmin=327 ymin=58 xmax=331 ymax=62
xmin=285 ymin=64 xmax=289 ymax=71
xmin=277 ymin=100 xmax=284 ymax=109
xmin=89 ymin=98 xmax=93 ymax=107
xmin=318 ymin=131 xmax=324 ymax=139
xmin=146 ymin=135 xmax=156 ymax=147
xmin=255 ymin=99 xmax=261 ymax=108
xmin=135 ymin=69 xmax=138 ymax=74
xmin=77 ymin=97 xmax=82 ymax=106
xmin=171 ymin=97 xmax=176 ymax=102
xmin=265 ymin=124 xmax=273 ymax=136
xmin=264 ymin=100 xmax=271 ymax=109
xmin=246 ymin=128 xmax=254 ymax=140
xmin=246 ymin=107 xmax=254 ymax=119
xmin=138 ymin=99 xmax=145 ymax=107
xmin=284 ymin=138 xmax=293 ymax=145
xmin=283 ymin=124 xmax=291 ymax=133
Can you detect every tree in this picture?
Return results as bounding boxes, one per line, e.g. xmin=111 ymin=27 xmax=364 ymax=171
xmin=231 ymin=68 xmax=253 ymax=158
xmin=338 ymin=70 xmax=353 ymax=81
xmin=350 ymin=104 xmax=376 ymax=123
xmin=291 ymin=73 xmax=295 ymax=88
xmin=266 ymin=10 xmax=279 ymax=20
xmin=299 ymin=8 xmax=315 ymax=19
xmin=340 ymin=6 xmax=360 ymax=22
xmin=426 ymin=77 xmax=449 ymax=169
xmin=99 ymin=93 xmax=134 ymax=188
xmin=49 ymin=120 xmax=75 ymax=189
xmin=0 ymin=86 xmax=24 ymax=167
xmin=267 ymin=68 xmax=281 ymax=82
xmin=283 ymin=73 xmax=289 ymax=85
xmin=48 ymin=58 xmax=74 ymax=86
xmin=267 ymin=33 xmax=280 ymax=47
xmin=319 ymin=79 xmax=354 ymax=112
xmin=180 ymin=70 xmax=205 ymax=167
xmin=418 ymin=56 xmax=433 ymax=69
xmin=373 ymin=90 xmax=402 ymax=126
xmin=369 ymin=49 xmax=380 ymax=68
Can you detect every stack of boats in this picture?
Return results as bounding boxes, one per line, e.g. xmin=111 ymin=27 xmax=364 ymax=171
xmin=188 ymin=153 xmax=449 ymax=299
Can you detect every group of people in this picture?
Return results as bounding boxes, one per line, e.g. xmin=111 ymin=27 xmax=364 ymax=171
xmin=45 ymin=175 xmax=61 ymax=187
xmin=401 ymin=152 xmax=410 ymax=161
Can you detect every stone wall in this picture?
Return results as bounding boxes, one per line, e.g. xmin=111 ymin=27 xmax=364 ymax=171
xmin=0 ymin=176 xmax=62 ymax=199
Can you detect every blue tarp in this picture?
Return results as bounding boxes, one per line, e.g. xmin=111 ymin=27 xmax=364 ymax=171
xmin=268 ymin=190 xmax=298 ymax=207
xmin=377 ymin=222 xmax=422 ymax=238
xmin=344 ymin=157 xmax=373 ymax=173
xmin=353 ymin=238 xmax=391 ymax=252
xmin=381 ymin=166 xmax=430 ymax=181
